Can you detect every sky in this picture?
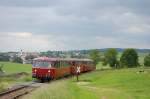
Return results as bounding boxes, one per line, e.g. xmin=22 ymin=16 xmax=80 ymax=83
xmin=0 ymin=0 xmax=150 ymax=52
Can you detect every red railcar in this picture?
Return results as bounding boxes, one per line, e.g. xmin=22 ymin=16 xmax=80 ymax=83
xmin=32 ymin=57 xmax=95 ymax=82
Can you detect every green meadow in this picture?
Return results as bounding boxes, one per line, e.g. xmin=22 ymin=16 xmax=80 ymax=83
xmin=0 ymin=62 xmax=32 ymax=74
xmin=23 ymin=68 xmax=150 ymax=99
xmin=0 ymin=62 xmax=32 ymax=92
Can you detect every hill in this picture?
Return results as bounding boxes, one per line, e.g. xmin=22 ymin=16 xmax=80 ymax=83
xmin=69 ymin=48 xmax=150 ymax=53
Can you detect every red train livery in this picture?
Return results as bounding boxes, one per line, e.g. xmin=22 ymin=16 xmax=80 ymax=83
xmin=32 ymin=57 xmax=95 ymax=82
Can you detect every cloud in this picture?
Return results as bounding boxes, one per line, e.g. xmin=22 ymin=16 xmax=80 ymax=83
xmin=7 ymin=32 xmax=32 ymax=38
xmin=0 ymin=0 xmax=150 ymax=51
xmin=126 ymin=25 xmax=150 ymax=33
xmin=0 ymin=32 xmax=52 ymax=51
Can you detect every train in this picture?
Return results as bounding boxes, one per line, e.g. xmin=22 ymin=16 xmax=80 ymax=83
xmin=32 ymin=57 xmax=95 ymax=82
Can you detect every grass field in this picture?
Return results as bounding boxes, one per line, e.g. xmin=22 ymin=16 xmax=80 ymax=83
xmin=0 ymin=52 xmax=149 ymax=97
xmin=0 ymin=74 xmax=32 ymax=92
xmin=23 ymin=68 xmax=150 ymax=99
xmin=0 ymin=62 xmax=32 ymax=92
xmin=0 ymin=62 xmax=32 ymax=74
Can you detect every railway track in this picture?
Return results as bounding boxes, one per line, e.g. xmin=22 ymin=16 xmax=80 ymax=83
xmin=0 ymin=69 xmax=98 ymax=99
xmin=0 ymin=74 xmax=82 ymax=99
xmin=0 ymin=82 xmax=43 ymax=99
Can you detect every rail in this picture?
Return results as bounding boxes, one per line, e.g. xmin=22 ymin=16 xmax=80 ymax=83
xmin=0 ymin=82 xmax=39 ymax=99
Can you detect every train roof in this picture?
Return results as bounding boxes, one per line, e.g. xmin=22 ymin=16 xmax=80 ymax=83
xmin=33 ymin=57 xmax=93 ymax=62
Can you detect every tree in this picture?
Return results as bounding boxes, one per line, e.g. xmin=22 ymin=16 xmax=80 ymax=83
xmin=144 ymin=54 xmax=150 ymax=67
xmin=89 ymin=49 xmax=100 ymax=66
xmin=40 ymin=51 xmax=53 ymax=57
xmin=0 ymin=53 xmax=10 ymax=61
xmin=13 ymin=57 xmax=23 ymax=63
xmin=120 ymin=49 xmax=139 ymax=68
xmin=101 ymin=56 xmax=107 ymax=66
xmin=104 ymin=48 xmax=118 ymax=68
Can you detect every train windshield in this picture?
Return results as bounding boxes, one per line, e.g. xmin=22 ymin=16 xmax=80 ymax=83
xmin=33 ymin=61 xmax=52 ymax=68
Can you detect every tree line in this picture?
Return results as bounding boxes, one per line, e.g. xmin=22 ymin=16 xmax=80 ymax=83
xmin=0 ymin=53 xmax=37 ymax=64
xmin=89 ymin=48 xmax=150 ymax=68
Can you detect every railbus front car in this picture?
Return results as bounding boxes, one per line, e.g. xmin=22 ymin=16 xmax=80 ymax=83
xmin=32 ymin=57 xmax=95 ymax=82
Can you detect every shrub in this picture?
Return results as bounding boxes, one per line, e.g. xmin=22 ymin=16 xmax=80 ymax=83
xmin=144 ymin=54 xmax=150 ymax=67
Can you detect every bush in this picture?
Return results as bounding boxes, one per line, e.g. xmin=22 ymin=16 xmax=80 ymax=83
xmin=144 ymin=54 xmax=150 ymax=67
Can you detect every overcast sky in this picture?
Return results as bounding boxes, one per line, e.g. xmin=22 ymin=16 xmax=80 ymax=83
xmin=0 ymin=0 xmax=150 ymax=52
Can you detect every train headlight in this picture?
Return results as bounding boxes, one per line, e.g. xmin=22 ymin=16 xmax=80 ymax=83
xmin=34 ymin=69 xmax=37 ymax=72
xmin=48 ymin=70 xmax=50 ymax=73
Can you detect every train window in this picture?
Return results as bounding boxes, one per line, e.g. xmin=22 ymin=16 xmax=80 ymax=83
xmin=82 ymin=61 xmax=86 ymax=65
xmin=68 ymin=61 xmax=72 ymax=65
xmin=77 ymin=61 xmax=82 ymax=66
xmin=32 ymin=61 xmax=36 ymax=67
xmin=60 ymin=61 xmax=67 ymax=67
xmin=60 ymin=61 xmax=63 ymax=67
xmin=88 ymin=61 xmax=93 ymax=66
xmin=86 ymin=62 xmax=88 ymax=65
xmin=54 ymin=61 xmax=60 ymax=68
xmin=91 ymin=62 xmax=94 ymax=66
xmin=33 ymin=61 xmax=52 ymax=68
xmin=63 ymin=61 xmax=70 ymax=67
xmin=72 ymin=61 xmax=75 ymax=66
xmin=60 ymin=61 xmax=62 ymax=68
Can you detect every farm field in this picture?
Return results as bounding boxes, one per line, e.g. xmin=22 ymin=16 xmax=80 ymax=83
xmin=23 ymin=68 xmax=150 ymax=99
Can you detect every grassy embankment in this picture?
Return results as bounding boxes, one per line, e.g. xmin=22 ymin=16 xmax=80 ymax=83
xmin=23 ymin=68 xmax=150 ymax=99
xmin=0 ymin=62 xmax=32 ymax=92
xmin=24 ymin=52 xmax=150 ymax=99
